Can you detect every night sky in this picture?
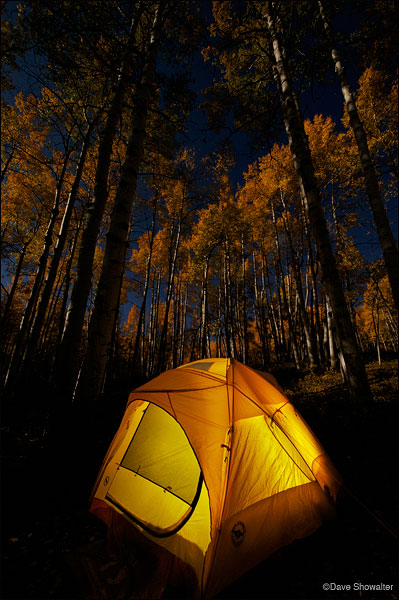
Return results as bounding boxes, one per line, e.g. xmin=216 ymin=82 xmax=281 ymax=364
xmin=3 ymin=1 xmax=397 ymax=270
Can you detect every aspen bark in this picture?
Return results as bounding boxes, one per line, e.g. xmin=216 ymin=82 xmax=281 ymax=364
xmin=217 ymin=285 xmax=222 ymax=358
xmin=75 ymin=4 xmax=164 ymax=404
xmin=263 ymin=254 xmax=280 ymax=361
xmin=325 ymin=295 xmax=338 ymax=370
xmin=318 ymin=0 xmax=399 ymax=310
xmin=171 ymin=275 xmax=181 ymax=368
xmin=271 ymin=202 xmax=300 ymax=365
xmin=223 ymin=243 xmax=235 ymax=358
xmin=280 ymin=191 xmax=319 ymax=366
xmin=302 ymin=200 xmax=324 ymax=364
xmin=4 ymin=150 xmax=70 ymax=398
xmin=253 ymin=252 xmax=270 ymax=368
xmin=199 ymin=258 xmax=210 ymax=359
xmin=39 ymin=261 xmax=67 ymax=355
xmin=23 ymin=123 xmax=94 ymax=369
xmin=149 ymin=271 xmax=161 ymax=377
xmin=0 ymin=241 xmax=29 ymax=345
xmin=54 ymin=222 xmax=82 ymax=361
xmin=266 ymin=5 xmax=372 ymax=402
xmin=179 ymin=288 xmax=188 ymax=365
xmin=1 ymin=148 xmax=14 ymax=182
xmin=157 ymin=215 xmax=182 ymax=373
xmin=240 ymin=234 xmax=249 ymax=364
xmin=272 ymin=257 xmax=286 ymax=354
xmin=55 ymin=11 xmax=142 ymax=397
xmin=130 ymin=197 xmax=158 ymax=376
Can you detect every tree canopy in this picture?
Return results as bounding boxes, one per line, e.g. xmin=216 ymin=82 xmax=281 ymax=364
xmin=1 ymin=0 xmax=397 ymax=415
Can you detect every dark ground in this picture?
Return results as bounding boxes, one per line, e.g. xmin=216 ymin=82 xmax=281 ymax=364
xmin=1 ymin=360 xmax=398 ymax=599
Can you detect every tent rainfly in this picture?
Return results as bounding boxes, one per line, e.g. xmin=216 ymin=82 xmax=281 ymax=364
xmin=90 ymin=358 xmax=342 ymax=598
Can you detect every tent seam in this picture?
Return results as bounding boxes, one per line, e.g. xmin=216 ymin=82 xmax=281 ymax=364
xmin=127 ymin=382 xmax=226 ymax=400
xmin=203 ymin=358 xmax=235 ymax=597
xmin=168 ymin=390 xmax=213 ymax=596
xmin=233 ymin=377 xmax=322 ymax=484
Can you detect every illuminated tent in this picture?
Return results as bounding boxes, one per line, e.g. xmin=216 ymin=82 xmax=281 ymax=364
xmin=90 ymin=358 xmax=341 ymax=598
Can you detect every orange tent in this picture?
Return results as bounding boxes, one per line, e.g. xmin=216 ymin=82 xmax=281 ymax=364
xmin=90 ymin=358 xmax=341 ymax=597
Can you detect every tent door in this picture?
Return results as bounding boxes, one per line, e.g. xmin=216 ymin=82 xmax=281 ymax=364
xmin=106 ymin=403 xmax=203 ymax=537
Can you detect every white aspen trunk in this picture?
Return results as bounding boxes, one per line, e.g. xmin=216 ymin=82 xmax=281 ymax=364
xmin=4 ymin=150 xmax=71 ymax=400
xmin=322 ymin=300 xmax=329 ymax=364
xmin=147 ymin=275 xmax=157 ymax=377
xmin=199 ymin=258 xmax=209 ymax=359
xmin=266 ymin=6 xmax=372 ymax=402
xmin=372 ymin=301 xmax=381 ymax=365
xmin=54 ymin=220 xmax=82 ymax=361
xmin=325 ymin=295 xmax=338 ymax=370
xmin=223 ymin=243 xmax=235 ymax=358
xmin=303 ymin=205 xmax=324 ymax=365
xmin=131 ymin=196 xmax=158 ymax=375
xmin=217 ymin=283 xmax=223 ymax=358
xmin=147 ymin=270 xmax=161 ymax=378
xmin=271 ymin=202 xmax=300 ymax=366
xmin=280 ymin=190 xmax=318 ymax=366
xmin=318 ymin=0 xmax=399 ymax=310
xmin=157 ymin=215 xmax=182 ymax=373
xmin=24 ymin=124 xmax=94 ymax=370
xmin=253 ymin=252 xmax=266 ymax=366
xmin=241 ymin=234 xmax=249 ymax=364
xmin=179 ymin=288 xmax=188 ymax=365
xmin=226 ymin=246 xmax=237 ymax=358
xmin=263 ymin=253 xmax=280 ymax=361
xmin=255 ymin=252 xmax=271 ymax=367
xmin=0 ymin=241 xmax=29 ymax=348
xmin=55 ymin=10 xmax=143 ymax=398
xmin=76 ymin=4 xmax=164 ymax=404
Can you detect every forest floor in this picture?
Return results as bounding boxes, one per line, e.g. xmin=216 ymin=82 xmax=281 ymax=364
xmin=1 ymin=359 xmax=398 ymax=599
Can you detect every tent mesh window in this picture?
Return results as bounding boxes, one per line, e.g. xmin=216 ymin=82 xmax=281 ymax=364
xmin=182 ymin=362 xmax=215 ymax=371
xmin=120 ymin=403 xmax=201 ymax=505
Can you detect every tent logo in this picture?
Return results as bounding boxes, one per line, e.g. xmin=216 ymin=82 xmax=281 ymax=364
xmin=231 ymin=521 xmax=246 ymax=546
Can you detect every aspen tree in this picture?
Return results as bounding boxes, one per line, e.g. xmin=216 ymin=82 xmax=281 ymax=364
xmin=318 ymin=0 xmax=398 ymax=310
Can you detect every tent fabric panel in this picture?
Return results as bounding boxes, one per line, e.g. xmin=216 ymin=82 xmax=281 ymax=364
xmin=230 ymin=362 xmax=331 ymax=479
xmin=138 ymin=480 xmax=212 ymax=591
xmin=132 ymin=367 xmax=226 ymax=393
xmin=205 ymin=481 xmax=335 ymax=597
xmin=90 ymin=358 xmax=340 ymax=599
xmin=272 ymin=403 xmax=328 ymax=474
xmin=169 ymin=389 xmax=231 ymax=534
xmin=121 ymin=403 xmax=201 ymax=505
xmin=178 ymin=358 xmax=229 ymax=379
xmin=225 ymin=415 xmax=314 ymax=518
xmin=90 ymin=401 xmax=148 ymax=503
xmin=229 ymin=361 xmax=288 ymax=418
xmin=181 ymin=361 xmax=215 ymax=371
xmin=122 ymin=388 xmax=230 ymax=529
xmin=208 ymin=359 xmax=229 ymax=377
xmin=263 ymin=415 xmax=316 ymax=481
xmin=127 ymin=392 xmax=173 ymax=414
xmin=90 ymin=500 xmax=201 ymax=598
xmin=312 ymin=453 xmax=343 ymax=502
xmin=91 ymin=397 xmax=213 ymax=588
xmin=231 ymin=387 xmax=268 ymax=420
xmin=107 ymin=467 xmax=191 ymax=533
xmin=169 ymin=388 xmax=230 ymax=430
xmin=99 ymin=477 xmax=211 ymax=592
xmin=255 ymin=369 xmax=285 ymax=393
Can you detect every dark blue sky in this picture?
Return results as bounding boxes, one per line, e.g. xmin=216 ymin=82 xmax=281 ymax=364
xmin=180 ymin=3 xmax=397 ymax=265
xmin=184 ymin=2 xmax=363 ymax=189
xmin=3 ymin=0 xmax=397 ymax=265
